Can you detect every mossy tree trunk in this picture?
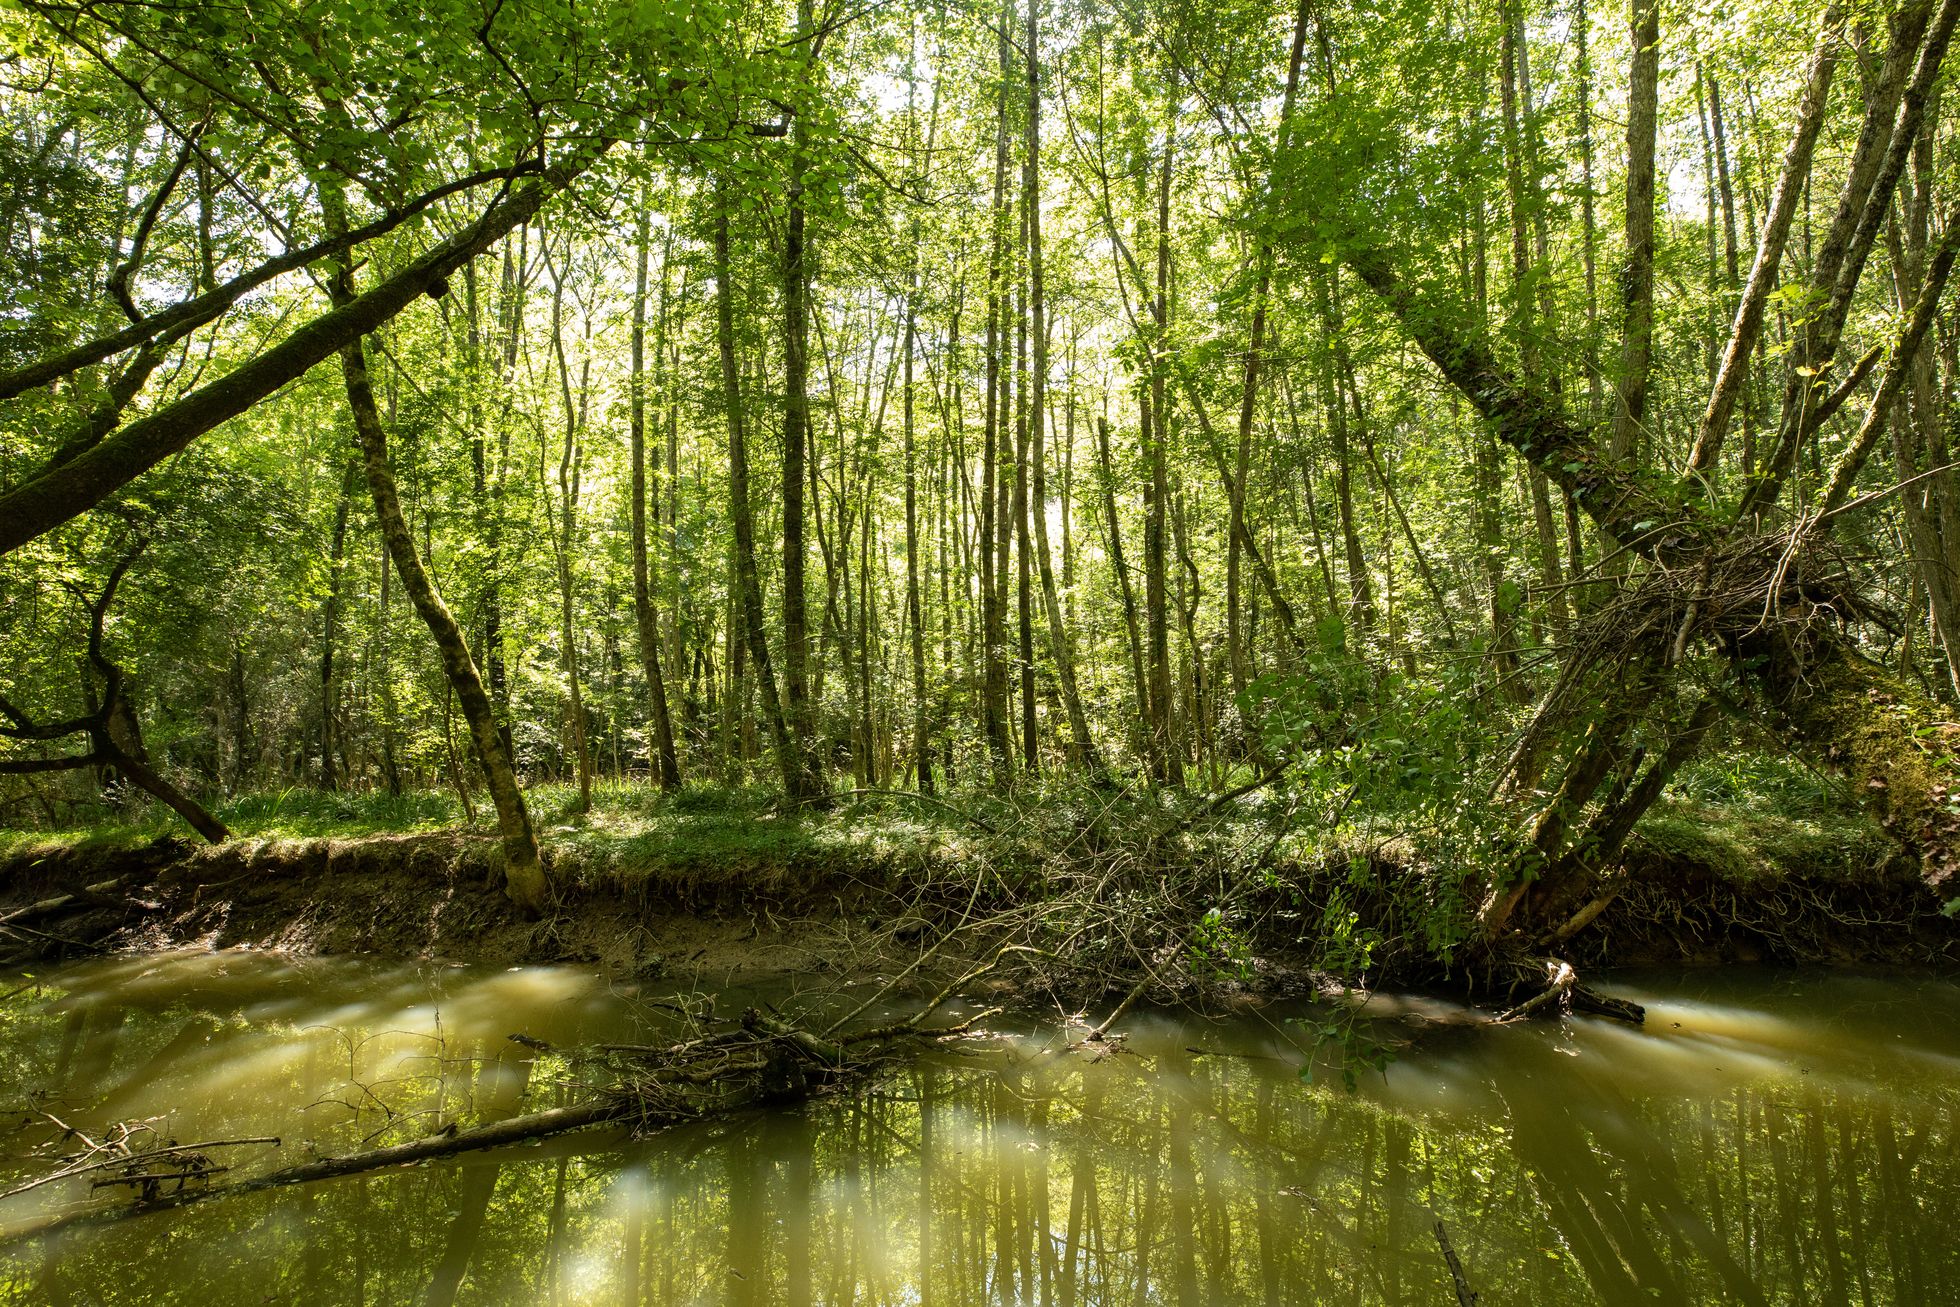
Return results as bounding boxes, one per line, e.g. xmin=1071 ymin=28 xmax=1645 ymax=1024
xmin=335 ymin=329 xmax=548 ymax=914
xmin=1336 ymin=3 xmax=1960 ymax=946
xmin=1756 ymin=634 xmax=1960 ymax=887
xmin=320 ymin=190 xmax=548 ymax=915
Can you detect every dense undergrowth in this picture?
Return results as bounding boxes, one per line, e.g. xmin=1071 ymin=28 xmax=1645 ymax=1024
xmin=0 ymin=753 xmax=1911 ymax=883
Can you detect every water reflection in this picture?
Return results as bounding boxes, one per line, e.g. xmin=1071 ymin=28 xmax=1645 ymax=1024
xmin=1 ymin=955 xmax=1955 ymax=1304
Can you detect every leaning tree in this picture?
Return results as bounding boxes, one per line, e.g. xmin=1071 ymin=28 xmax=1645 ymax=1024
xmin=1302 ymin=0 xmax=1960 ymax=963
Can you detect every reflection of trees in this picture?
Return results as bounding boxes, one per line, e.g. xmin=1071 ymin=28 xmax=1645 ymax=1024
xmin=423 ymin=1043 xmax=531 ymax=1307
xmin=3 ymin=970 xmax=1958 ymax=1304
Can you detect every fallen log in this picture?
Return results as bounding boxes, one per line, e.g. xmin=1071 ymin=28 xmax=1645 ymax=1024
xmin=0 ymin=882 xmax=124 ymax=928
xmin=1495 ymin=960 xmax=1575 ymax=1022
xmin=0 ymin=1007 xmax=990 ymax=1246
xmin=0 ymin=1136 xmax=279 ymax=1203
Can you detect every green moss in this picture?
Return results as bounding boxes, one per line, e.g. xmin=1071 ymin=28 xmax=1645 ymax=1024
xmin=1640 ymin=746 xmax=1910 ymax=886
xmin=1633 ymin=799 xmax=1899 ymax=886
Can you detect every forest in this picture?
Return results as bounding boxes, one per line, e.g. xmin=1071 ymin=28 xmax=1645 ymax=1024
xmin=5 ymin=0 xmax=1960 ymax=992
xmin=7 ymin=0 xmax=1960 ymax=1300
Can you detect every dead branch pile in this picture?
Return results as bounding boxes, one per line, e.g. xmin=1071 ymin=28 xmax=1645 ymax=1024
xmin=1534 ymin=526 xmax=1877 ymax=736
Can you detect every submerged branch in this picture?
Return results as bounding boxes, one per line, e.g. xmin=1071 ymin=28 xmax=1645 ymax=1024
xmin=0 ymin=1003 xmax=992 ymax=1247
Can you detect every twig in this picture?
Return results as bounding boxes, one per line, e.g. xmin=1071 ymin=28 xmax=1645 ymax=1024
xmin=905 ymin=944 xmax=1051 ymax=1032
xmin=1818 ymin=457 xmax=1960 ymax=522
xmin=1164 ymin=765 xmax=1288 ymax=836
xmin=0 ymin=921 xmax=104 ymax=953
xmin=0 ymin=894 xmax=79 ymax=926
xmin=826 ymin=787 xmax=999 ymax=834
xmin=37 ymin=1111 xmax=104 ymax=1154
xmin=839 ymin=1006 xmax=1004 ymax=1045
xmin=1082 ymin=918 xmax=1207 ymax=1043
xmin=822 ymin=931 xmax=962 ymax=1037
xmin=0 ymin=1137 xmax=280 ymax=1202
xmin=1 ymin=1103 xmax=618 ymax=1245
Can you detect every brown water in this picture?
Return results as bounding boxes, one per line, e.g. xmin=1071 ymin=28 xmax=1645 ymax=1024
xmin=0 ymin=951 xmax=1955 ymax=1305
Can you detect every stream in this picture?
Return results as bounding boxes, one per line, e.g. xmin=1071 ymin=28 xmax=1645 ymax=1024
xmin=1 ymin=951 xmax=1955 ymax=1304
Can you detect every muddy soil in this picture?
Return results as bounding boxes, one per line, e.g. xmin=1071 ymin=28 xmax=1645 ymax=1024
xmin=3 ymin=828 xmax=1955 ymax=984
xmin=1571 ymin=851 xmax=1960 ymax=968
xmin=0 ymin=833 xmax=913 ymax=983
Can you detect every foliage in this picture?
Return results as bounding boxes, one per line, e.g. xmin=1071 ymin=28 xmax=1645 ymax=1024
xmin=2 ymin=0 xmax=1954 ymax=967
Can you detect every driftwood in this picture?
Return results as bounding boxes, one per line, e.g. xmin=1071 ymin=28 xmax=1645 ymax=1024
xmin=1569 ymin=985 xmax=1647 ymax=1024
xmin=1495 ymin=960 xmax=1576 ymax=1022
xmin=1494 ymin=958 xmax=1645 ymax=1026
xmin=0 ymin=883 xmax=123 ymax=928
xmin=0 ymin=881 xmax=153 ymax=965
xmin=0 ymin=1136 xmax=279 ymax=1203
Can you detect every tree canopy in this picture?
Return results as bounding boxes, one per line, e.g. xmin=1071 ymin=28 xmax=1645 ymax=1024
xmin=4 ymin=0 xmax=1958 ymax=941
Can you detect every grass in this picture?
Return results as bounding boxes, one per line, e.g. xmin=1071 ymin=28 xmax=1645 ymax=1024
xmin=0 ymin=780 xmax=988 ymax=896
xmin=0 ymin=785 xmax=475 ymax=853
xmin=0 ymin=825 xmax=169 ymax=862
xmin=1633 ymin=804 xmax=1901 ymax=884
xmin=0 ymin=750 xmax=1907 ymax=895
xmin=538 ymin=783 xmax=982 ymax=893
xmin=0 ymin=753 xmax=1936 ymax=982
xmin=1635 ymin=753 xmax=1903 ymax=885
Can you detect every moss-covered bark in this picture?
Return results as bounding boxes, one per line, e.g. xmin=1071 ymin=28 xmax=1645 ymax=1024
xmin=1758 ymin=635 xmax=1960 ymax=897
xmin=317 ymin=184 xmax=549 ymax=917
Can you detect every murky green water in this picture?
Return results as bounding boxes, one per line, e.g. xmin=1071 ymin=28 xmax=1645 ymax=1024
xmin=0 ymin=952 xmax=1955 ymax=1304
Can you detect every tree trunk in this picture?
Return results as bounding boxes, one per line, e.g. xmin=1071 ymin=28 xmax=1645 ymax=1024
xmin=1500 ymin=0 xmax=1570 ymax=636
xmin=1096 ymin=414 xmax=1149 ymax=749
xmin=1146 ymin=115 xmax=1183 ymax=786
xmin=902 ymin=24 xmax=937 ymax=795
xmin=1313 ymin=269 xmax=1378 ymax=642
xmin=1024 ymin=0 xmax=1102 ymax=777
xmin=714 ymin=190 xmax=807 ymax=802
xmin=979 ymin=0 xmax=1016 ymax=785
xmin=326 ymin=277 xmax=547 ymax=913
xmin=1012 ymin=226 xmax=1039 ymax=775
xmin=1690 ymin=8 xmax=1841 ymax=475
xmin=1746 ymin=0 xmax=1951 ymax=515
xmin=547 ymin=245 xmax=593 ymax=814
xmin=1608 ymin=0 xmax=1662 ymax=473
xmin=1575 ymin=0 xmax=1603 ymax=427
xmin=317 ymin=459 xmax=356 ymax=791
xmin=780 ymin=0 xmax=824 ymax=803
xmin=630 ymin=204 xmax=681 ymax=790
xmin=1226 ymin=0 xmax=1312 ymax=697
xmin=0 ymin=153 xmax=598 ymax=558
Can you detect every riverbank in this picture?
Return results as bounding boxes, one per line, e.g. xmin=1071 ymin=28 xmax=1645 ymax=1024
xmin=3 ymin=781 xmax=1953 ymax=989
xmin=0 ymin=826 xmax=900 ymax=982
